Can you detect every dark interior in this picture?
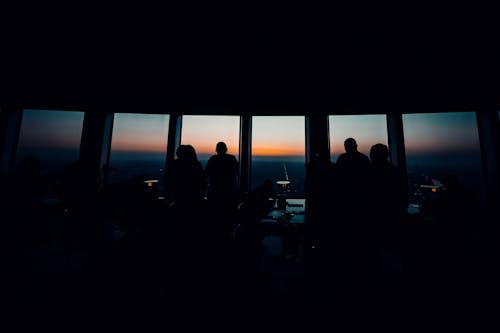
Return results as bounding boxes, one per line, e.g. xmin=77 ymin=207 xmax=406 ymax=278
xmin=1 ymin=15 xmax=499 ymax=328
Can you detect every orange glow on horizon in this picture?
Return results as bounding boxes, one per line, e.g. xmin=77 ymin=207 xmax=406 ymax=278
xmin=114 ymin=144 xmax=304 ymax=156
xmin=180 ymin=142 xmax=238 ymax=156
xmin=252 ymin=146 xmax=304 ymax=156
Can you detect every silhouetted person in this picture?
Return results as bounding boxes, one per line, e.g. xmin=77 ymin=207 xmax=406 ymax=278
xmin=336 ymin=137 xmax=370 ymax=171
xmin=165 ymin=145 xmax=214 ymax=286
xmin=204 ymin=141 xmax=240 ymax=238
xmin=205 ymin=142 xmax=239 ymax=208
xmin=170 ymin=144 xmax=205 ymax=207
xmin=368 ymin=143 xmax=407 ymax=227
xmin=367 ymin=143 xmax=407 ymax=282
xmin=332 ymin=139 xmax=371 ymax=286
xmin=335 ymin=137 xmax=370 ymax=213
xmin=334 ymin=137 xmax=371 ymax=225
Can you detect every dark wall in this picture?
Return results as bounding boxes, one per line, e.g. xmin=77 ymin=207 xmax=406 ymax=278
xmin=1 ymin=11 xmax=498 ymax=114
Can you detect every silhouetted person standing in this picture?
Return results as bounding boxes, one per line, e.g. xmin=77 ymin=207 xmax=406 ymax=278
xmin=205 ymin=141 xmax=239 ymax=210
xmin=334 ymin=137 xmax=370 ymax=218
xmin=168 ymin=144 xmax=207 ymax=274
xmin=367 ymin=143 xmax=407 ymax=243
xmin=367 ymin=143 xmax=407 ymax=289
xmin=368 ymin=143 xmax=407 ymax=225
xmin=170 ymin=144 xmax=205 ymax=207
xmin=333 ymin=138 xmax=371 ymax=283
xmin=336 ymin=137 xmax=370 ymax=171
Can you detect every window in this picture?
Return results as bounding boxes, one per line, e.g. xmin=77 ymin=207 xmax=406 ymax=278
xmin=16 ymin=109 xmax=85 ymax=201
xmin=252 ymin=116 xmax=305 ymax=198
xmin=108 ymin=113 xmax=169 ymax=194
xmin=403 ymin=112 xmax=483 ymax=213
xmin=329 ymin=114 xmax=388 ymax=162
xmin=181 ymin=115 xmax=240 ymax=167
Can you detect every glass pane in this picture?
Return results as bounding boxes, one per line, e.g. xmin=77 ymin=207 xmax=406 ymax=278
xmin=329 ymin=114 xmax=388 ymax=162
xmin=252 ymin=116 xmax=305 ymax=198
xmin=16 ymin=109 xmax=85 ymax=202
xmin=403 ymin=112 xmax=483 ymax=215
xmin=108 ymin=113 xmax=169 ymax=194
xmin=181 ymin=115 xmax=240 ymax=167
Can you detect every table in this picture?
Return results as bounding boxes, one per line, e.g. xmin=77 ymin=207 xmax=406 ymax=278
xmin=260 ymin=199 xmax=306 ymax=234
xmin=259 ymin=198 xmax=306 ymax=257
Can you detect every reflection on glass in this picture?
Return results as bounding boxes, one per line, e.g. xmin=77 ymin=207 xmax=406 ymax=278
xmin=16 ymin=109 xmax=85 ymax=201
xmin=108 ymin=113 xmax=169 ymax=194
xmin=403 ymin=112 xmax=483 ymax=215
xmin=181 ymin=115 xmax=240 ymax=167
xmin=252 ymin=116 xmax=305 ymax=198
xmin=329 ymin=115 xmax=388 ymax=162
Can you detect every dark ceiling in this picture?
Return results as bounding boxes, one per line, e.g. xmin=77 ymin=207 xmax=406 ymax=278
xmin=2 ymin=7 xmax=498 ymax=114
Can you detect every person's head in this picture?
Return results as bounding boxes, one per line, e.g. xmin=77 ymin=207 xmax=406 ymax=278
xmin=370 ymin=143 xmax=390 ymax=165
xmin=344 ymin=138 xmax=358 ymax=153
xmin=176 ymin=144 xmax=199 ymax=162
xmin=216 ymin=141 xmax=228 ymax=155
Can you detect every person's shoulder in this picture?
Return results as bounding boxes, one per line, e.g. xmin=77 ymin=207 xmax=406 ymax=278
xmin=220 ymin=153 xmax=237 ymax=161
xmin=359 ymin=152 xmax=370 ymax=163
xmin=206 ymin=154 xmax=218 ymax=164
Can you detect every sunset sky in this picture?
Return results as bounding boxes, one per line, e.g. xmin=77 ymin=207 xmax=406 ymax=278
xmin=111 ymin=113 xmax=170 ymax=152
xmin=252 ymin=116 xmax=305 ymax=157
xmin=18 ymin=110 xmax=85 ymax=149
xmin=403 ymin=112 xmax=481 ymax=154
xmin=19 ymin=110 xmax=484 ymax=160
xmin=181 ymin=115 xmax=240 ymax=156
xmin=329 ymin=114 xmax=388 ymax=159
